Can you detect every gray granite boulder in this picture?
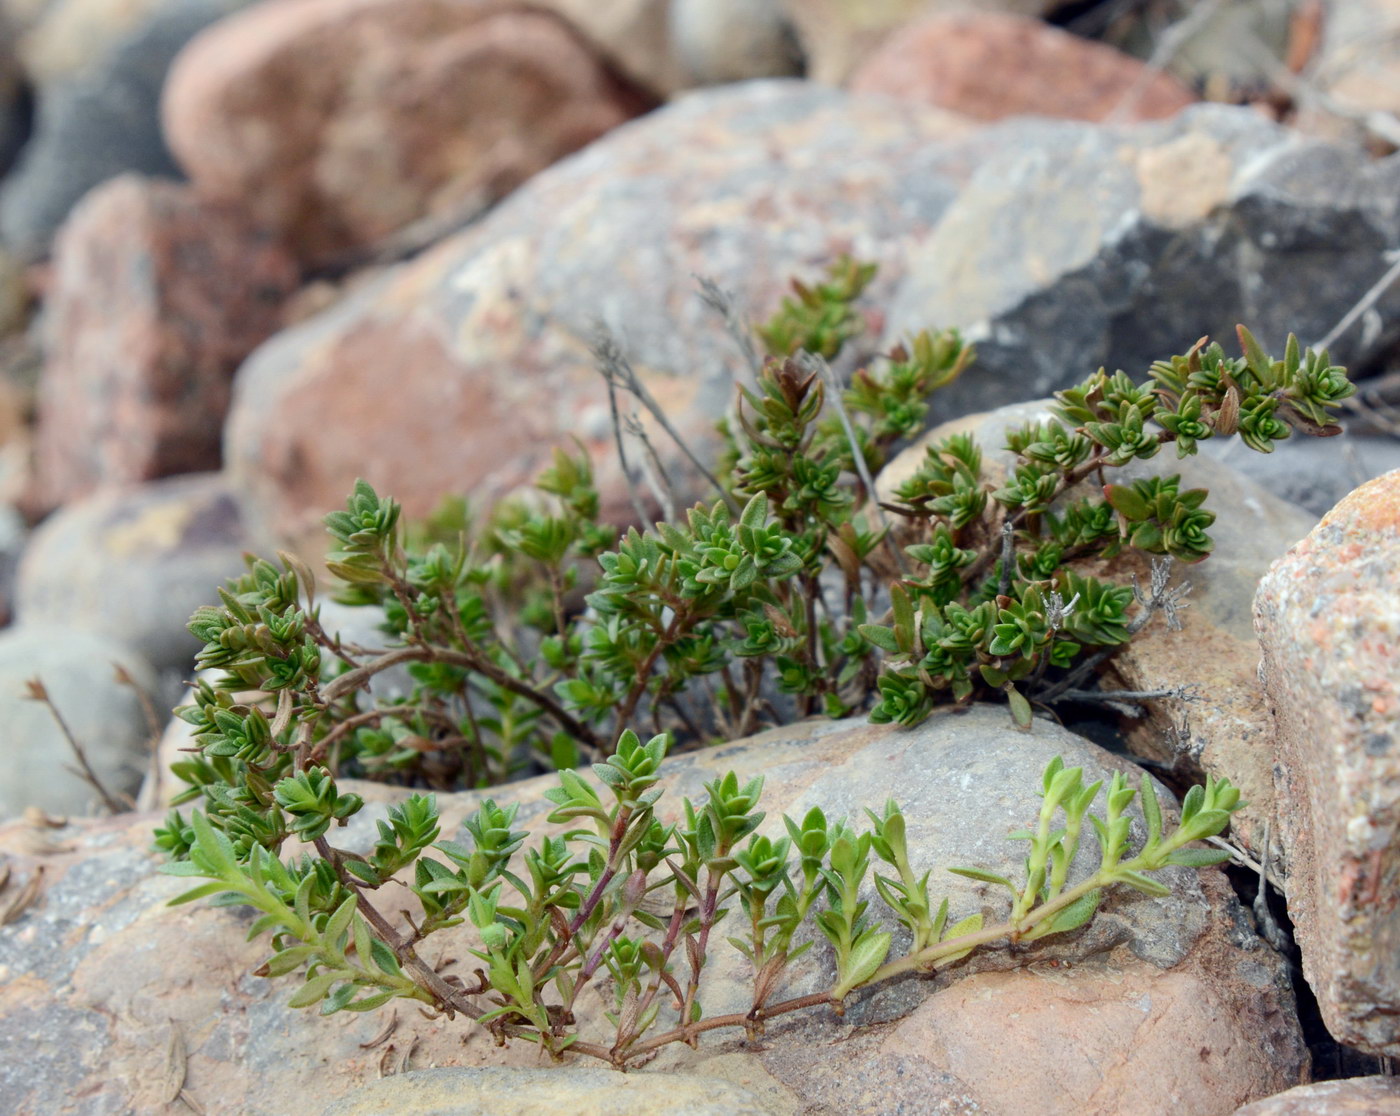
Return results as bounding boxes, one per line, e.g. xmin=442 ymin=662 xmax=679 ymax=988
xmin=223 ymin=83 xmax=1398 ymax=570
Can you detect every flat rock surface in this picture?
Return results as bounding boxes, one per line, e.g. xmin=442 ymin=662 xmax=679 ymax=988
xmin=321 ymin=1065 xmax=790 ymax=1116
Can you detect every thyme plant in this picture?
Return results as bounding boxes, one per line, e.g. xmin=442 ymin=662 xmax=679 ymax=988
xmin=162 ymin=732 xmax=1242 ymax=1066
xmin=155 ymin=258 xmax=1354 ymax=1061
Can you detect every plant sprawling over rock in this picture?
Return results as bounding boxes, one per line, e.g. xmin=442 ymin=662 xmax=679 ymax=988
xmin=163 ymin=730 xmax=1243 ymax=1065
xmin=156 ymin=259 xmax=1352 ymax=1059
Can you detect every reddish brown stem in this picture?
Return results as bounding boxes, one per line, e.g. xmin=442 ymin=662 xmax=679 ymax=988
xmin=615 ymin=990 xmax=837 ymax=1066
xmin=314 ymin=837 xmax=483 ymax=1021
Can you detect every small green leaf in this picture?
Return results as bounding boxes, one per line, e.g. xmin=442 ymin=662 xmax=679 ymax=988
xmin=352 ymin=912 xmax=374 ymax=969
xmin=1103 ymin=483 xmax=1149 ymax=521
xmin=338 ymin=990 xmax=397 ymax=1013
xmin=1006 ymin=685 xmax=1033 ymax=729
xmin=938 ymin=913 xmax=984 ymax=963
xmin=189 ymin=811 xmax=237 ymax=876
xmin=740 ymin=493 xmax=768 ymax=531
xmin=256 ymin=945 xmax=317 ymax=978
xmin=551 ymin=735 xmax=580 ymax=771
xmin=947 ymin=867 xmax=1017 ymax=893
xmin=1182 ymin=809 xmax=1232 ymax=840
xmin=166 ymin=881 xmax=232 ymax=906
xmin=287 ymin=972 xmax=340 ymax=1009
xmin=1116 ymin=870 xmax=1171 ymax=897
xmin=834 ymin=930 xmax=892 ymax=997
xmin=1179 ymin=784 xmax=1204 ymax=827
xmin=1237 ymin=324 xmax=1271 ymax=378
xmin=1140 ymin=778 xmax=1163 ymax=846
xmin=1161 ymin=847 xmax=1233 ymax=868
xmin=1040 ymin=889 xmax=1101 ymax=936
xmin=324 ymin=894 xmax=357 ymax=946
xmin=858 ymin=625 xmax=901 ymax=653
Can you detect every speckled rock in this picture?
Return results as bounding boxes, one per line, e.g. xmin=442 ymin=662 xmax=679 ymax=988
xmin=0 ymin=710 xmax=1304 ymax=1114
xmin=1233 ymin=1075 xmax=1400 ymax=1114
xmin=849 ymin=11 xmax=1196 ymax=123
xmin=33 ymin=174 xmax=297 ymax=509
xmin=777 ymin=0 xmax=1064 ymax=84
xmin=879 ymin=400 xmax=1317 ymax=857
xmin=883 ymin=105 xmax=1400 ymax=422
xmin=0 ymin=624 xmax=156 ymax=818
xmin=14 ymin=474 xmax=255 ymax=674
xmin=321 ymin=1066 xmax=791 ymax=1116
xmin=162 ymin=0 xmax=652 ymax=268
xmin=1255 ymin=469 xmax=1400 ymax=1056
xmin=222 ymin=81 xmax=975 ymax=556
xmin=0 ymin=0 xmax=253 ymax=260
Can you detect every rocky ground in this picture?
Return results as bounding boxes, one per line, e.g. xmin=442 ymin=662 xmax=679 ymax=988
xmin=2 ymin=1 xmax=1400 ymax=1114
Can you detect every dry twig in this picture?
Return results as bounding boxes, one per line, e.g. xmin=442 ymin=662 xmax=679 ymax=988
xmin=592 ymin=327 xmax=737 ymax=513
xmin=25 ymin=677 xmax=129 ymax=814
xmin=0 ymin=866 xmax=44 ymax=926
xmin=799 ymin=352 xmax=908 ymax=577
xmin=695 ymin=275 xmax=763 ymax=382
